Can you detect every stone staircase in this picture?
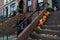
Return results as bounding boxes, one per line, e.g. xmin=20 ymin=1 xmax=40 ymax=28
xmin=27 ymin=11 xmax=60 ymax=40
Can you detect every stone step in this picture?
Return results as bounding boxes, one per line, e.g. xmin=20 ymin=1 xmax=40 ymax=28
xmin=35 ymin=29 xmax=60 ymax=36
xmin=41 ymin=25 xmax=60 ymax=30
xmin=30 ymin=34 xmax=60 ymax=40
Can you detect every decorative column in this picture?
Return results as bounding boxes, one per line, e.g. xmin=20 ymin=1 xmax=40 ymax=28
xmin=32 ymin=0 xmax=37 ymax=11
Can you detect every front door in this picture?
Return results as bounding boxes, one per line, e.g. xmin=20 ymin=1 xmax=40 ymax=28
xmin=19 ymin=0 xmax=23 ymax=13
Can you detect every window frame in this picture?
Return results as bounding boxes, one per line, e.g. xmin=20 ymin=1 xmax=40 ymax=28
xmin=10 ymin=3 xmax=16 ymax=16
xmin=27 ymin=0 xmax=32 ymax=12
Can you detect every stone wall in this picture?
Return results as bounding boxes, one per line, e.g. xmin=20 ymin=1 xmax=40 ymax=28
xmin=0 ymin=0 xmax=4 ymax=16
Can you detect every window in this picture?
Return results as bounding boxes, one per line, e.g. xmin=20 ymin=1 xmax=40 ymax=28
xmin=37 ymin=0 xmax=44 ymax=10
xmin=4 ymin=0 xmax=8 ymax=4
xmin=27 ymin=0 xmax=32 ymax=11
xmin=10 ymin=3 xmax=16 ymax=16
xmin=38 ymin=0 xmax=43 ymax=3
xmin=4 ymin=0 xmax=15 ymax=4
xmin=6 ymin=0 xmax=8 ymax=3
xmin=6 ymin=7 xmax=8 ymax=17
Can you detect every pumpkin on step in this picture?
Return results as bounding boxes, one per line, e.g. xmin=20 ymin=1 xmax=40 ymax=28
xmin=39 ymin=20 xmax=44 ymax=26
xmin=36 ymin=26 xmax=41 ymax=30
xmin=53 ymin=7 xmax=57 ymax=12
xmin=43 ymin=16 xmax=47 ymax=19
xmin=42 ymin=18 xmax=46 ymax=22
xmin=45 ymin=11 xmax=50 ymax=16
xmin=32 ymin=31 xmax=36 ymax=34
xmin=45 ymin=13 xmax=49 ymax=17
xmin=47 ymin=11 xmax=50 ymax=15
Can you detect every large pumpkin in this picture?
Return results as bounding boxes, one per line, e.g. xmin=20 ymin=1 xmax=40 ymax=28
xmin=42 ymin=18 xmax=46 ymax=22
xmin=45 ymin=11 xmax=50 ymax=16
xmin=36 ymin=26 xmax=41 ymax=30
xmin=39 ymin=20 xmax=44 ymax=25
xmin=45 ymin=13 xmax=49 ymax=16
xmin=43 ymin=15 xmax=47 ymax=19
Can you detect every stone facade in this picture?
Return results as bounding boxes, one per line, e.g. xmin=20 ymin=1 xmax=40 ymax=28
xmin=0 ymin=0 xmax=4 ymax=16
xmin=0 ymin=0 xmax=48 ymax=17
xmin=0 ymin=0 xmax=17 ymax=17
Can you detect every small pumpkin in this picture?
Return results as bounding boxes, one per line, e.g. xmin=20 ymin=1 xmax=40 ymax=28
xmin=53 ymin=7 xmax=57 ymax=12
xmin=54 ymin=35 xmax=57 ymax=37
xmin=36 ymin=26 xmax=41 ymax=30
xmin=32 ymin=31 xmax=36 ymax=34
xmin=45 ymin=13 xmax=49 ymax=16
xmin=47 ymin=11 xmax=50 ymax=15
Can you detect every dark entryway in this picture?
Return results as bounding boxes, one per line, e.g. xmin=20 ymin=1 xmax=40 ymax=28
xmin=52 ymin=0 xmax=59 ymax=10
xmin=6 ymin=7 xmax=8 ymax=17
xmin=19 ymin=0 xmax=24 ymax=13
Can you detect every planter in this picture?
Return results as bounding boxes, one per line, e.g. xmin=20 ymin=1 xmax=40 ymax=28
xmin=47 ymin=8 xmax=53 ymax=12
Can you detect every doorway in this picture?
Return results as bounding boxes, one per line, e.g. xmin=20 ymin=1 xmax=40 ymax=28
xmin=19 ymin=0 xmax=24 ymax=13
xmin=6 ymin=7 xmax=8 ymax=17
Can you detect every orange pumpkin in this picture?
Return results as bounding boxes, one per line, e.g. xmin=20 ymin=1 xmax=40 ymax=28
xmin=39 ymin=21 xmax=44 ymax=25
xmin=47 ymin=11 xmax=50 ymax=15
xmin=43 ymin=16 xmax=47 ymax=19
xmin=42 ymin=18 xmax=46 ymax=22
xmin=36 ymin=26 xmax=41 ymax=30
xmin=45 ymin=13 xmax=49 ymax=16
xmin=32 ymin=31 xmax=36 ymax=34
xmin=53 ymin=7 xmax=57 ymax=12
xmin=45 ymin=11 xmax=50 ymax=16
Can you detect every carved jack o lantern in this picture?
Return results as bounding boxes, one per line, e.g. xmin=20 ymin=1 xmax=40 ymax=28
xmin=36 ymin=26 xmax=41 ymax=30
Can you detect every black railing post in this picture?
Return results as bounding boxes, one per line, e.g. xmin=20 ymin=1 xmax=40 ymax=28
xmin=3 ymin=35 xmax=4 ymax=40
xmin=7 ymin=34 xmax=8 ymax=40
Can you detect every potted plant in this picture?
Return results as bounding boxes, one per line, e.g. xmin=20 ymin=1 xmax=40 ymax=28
xmin=47 ymin=7 xmax=53 ymax=12
xmin=12 ymin=10 xmax=17 ymax=17
xmin=16 ymin=8 xmax=23 ymax=13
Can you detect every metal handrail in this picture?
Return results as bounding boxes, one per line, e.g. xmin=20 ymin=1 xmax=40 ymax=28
xmin=16 ymin=2 xmax=47 ymax=28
